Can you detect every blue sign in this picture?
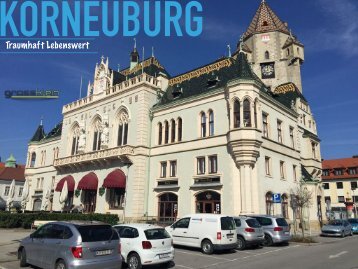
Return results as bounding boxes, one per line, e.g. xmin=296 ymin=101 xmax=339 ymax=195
xmin=272 ymin=193 xmax=281 ymax=203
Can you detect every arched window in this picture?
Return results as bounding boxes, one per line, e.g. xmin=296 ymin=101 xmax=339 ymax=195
xmin=30 ymin=152 xmax=36 ymax=168
xmin=158 ymin=122 xmax=163 ymax=145
xmin=117 ymin=110 xmax=129 ymax=146
xmin=234 ymin=100 xmax=240 ymax=128
xmin=200 ymin=112 xmax=207 ymax=138
xmin=287 ymin=48 xmax=290 ymax=56
xmin=243 ymin=99 xmax=252 ymax=127
xmin=266 ymin=192 xmax=273 ymax=215
xmin=164 ymin=121 xmax=169 ymax=144
xmin=281 ymin=194 xmax=289 ymax=218
xmin=177 ymin=118 xmax=182 ymax=142
xmin=158 ymin=193 xmax=178 ymax=222
xmin=265 ymin=51 xmax=270 ymax=60
xmin=92 ymin=118 xmax=102 ymax=151
xmin=209 ymin=110 xmax=214 ymax=136
xmin=71 ymin=125 xmax=80 ymax=155
xmin=171 ymin=119 xmax=176 ymax=143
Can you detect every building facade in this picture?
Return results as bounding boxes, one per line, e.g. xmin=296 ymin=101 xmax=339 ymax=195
xmin=322 ymin=157 xmax=358 ymax=219
xmin=24 ymin=2 xmax=323 ymax=228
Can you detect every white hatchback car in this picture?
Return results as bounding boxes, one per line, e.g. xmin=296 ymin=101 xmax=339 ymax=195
xmin=113 ymin=224 xmax=174 ymax=269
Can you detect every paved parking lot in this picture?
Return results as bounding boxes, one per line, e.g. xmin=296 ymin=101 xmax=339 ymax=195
xmin=0 ymin=229 xmax=357 ymax=269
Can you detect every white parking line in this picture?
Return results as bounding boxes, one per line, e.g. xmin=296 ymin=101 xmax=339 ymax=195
xmin=175 ymin=250 xmax=234 ymax=261
xmin=176 ymin=265 xmax=195 ymax=269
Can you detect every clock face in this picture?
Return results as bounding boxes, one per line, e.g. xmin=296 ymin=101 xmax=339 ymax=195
xmin=261 ymin=63 xmax=275 ymax=79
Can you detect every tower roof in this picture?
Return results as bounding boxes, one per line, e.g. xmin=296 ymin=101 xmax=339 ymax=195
xmin=243 ymin=1 xmax=290 ymax=40
xmin=5 ymin=154 xmax=16 ymax=168
xmin=30 ymin=123 xmax=46 ymax=142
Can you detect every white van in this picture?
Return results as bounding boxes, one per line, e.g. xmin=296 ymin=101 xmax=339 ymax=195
xmin=166 ymin=214 xmax=237 ymax=254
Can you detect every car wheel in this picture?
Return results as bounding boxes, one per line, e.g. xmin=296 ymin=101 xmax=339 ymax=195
xmin=341 ymin=231 xmax=345 ymax=238
xmin=201 ymin=239 xmax=214 ymax=255
xmin=350 ymin=230 xmax=353 ymax=236
xmin=19 ymin=248 xmax=28 ymax=267
xmin=55 ymin=260 xmax=67 ymax=269
xmin=128 ymin=253 xmax=142 ymax=269
xmin=263 ymin=234 xmax=273 ymax=247
xmin=237 ymin=236 xmax=246 ymax=251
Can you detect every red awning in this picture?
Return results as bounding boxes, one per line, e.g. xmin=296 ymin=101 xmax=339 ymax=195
xmin=77 ymin=172 xmax=98 ymax=190
xmin=102 ymin=169 xmax=126 ymax=189
xmin=55 ymin=176 xmax=75 ymax=192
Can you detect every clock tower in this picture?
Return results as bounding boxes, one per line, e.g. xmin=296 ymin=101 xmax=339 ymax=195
xmin=238 ymin=0 xmax=305 ymax=92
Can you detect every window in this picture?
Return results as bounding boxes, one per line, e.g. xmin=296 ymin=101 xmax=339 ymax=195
xmin=265 ymin=51 xmax=270 ymax=60
xmin=289 ymin=127 xmax=295 ymax=148
xmin=71 ymin=126 xmax=80 ymax=155
xmin=338 ymin=196 xmax=345 ymax=203
xmin=262 ymin=21 xmax=268 ymax=27
xmin=209 ymin=110 xmax=214 ymax=136
xmin=325 ymin=196 xmax=331 ymax=203
xmin=164 ymin=121 xmax=169 ymax=144
xmin=277 ymin=120 xmax=283 ymax=143
xmin=175 ymin=218 xmax=190 ymax=229
xmin=254 ymin=100 xmax=258 ymax=128
xmin=303 ymin=114 xmax=306 ymax=126
xmin=243 ymin=99 xmax=251 ymax=127
xmin=160 ymin=162 xmax=167 ymax=178
xmin=171 ymin=119 xmax=176 ymax=143
xmin=266 ymin=192 xmax=273 ymax=215
xmin=262 ymin=113 xmax=269 ymax=138
xmin=287 ymin=48 xmax=290 ymax=56
xmin=18 ymin=187 xmax=23 ymax=197
xmin=312 ymin=142 xmax=317 ymax=159
xmin=109 ymin=188 xmax=125 ymax=209
xmin=265 ymin=157 xmax=271 ymax=176
xmin=197 ymin=157 xmax=205 ymax=175
xmin=158 ymin=123 xmax=163 ymax=145
xmin=293 ymin=165 xmax=297 ymax=182
xmin=322 ymin=169 xmax=330 ymax=176
xmin=351 ymin=182 xmax=358 ymax=190
xmin=281 ymin=194 xmax=288 ymax=219
xmin=170 ymin=161 xmax=177 ymax=177
xmin=30 ymin=152 xmax=36 ymax=168
xmin=123 ymin=123 xmax=128 ymax=145
xmin=158 ymin=193 xmax=178 ymax=222
xmin=208 ymin=156 xmax=218 ymax=174
xmin=178 ymin=118 xmax=182 ymax=142
xmin=234 ymin=100 xmax=240 ymax=128
xmin=4 ymin=186 xmax=10 ymax=196
xmin=92 ymin=119 xmax=102 ymax=151
xmin=200 ymin=112 xmax=207 ymax=137
xmin=323 ymin=183 xmax=330 ymax=190
xmin=336 ymin=182 xmax=343 ymax=189
xmin=334 ymin=169 xmax=343 ymax=176
xmin=349 ymin=168 xmax=357 ymax=175
xmin=280 ymin=161 xmax=286 ymax=179
xmin=40 ymin=178 xmax=44 ymax=189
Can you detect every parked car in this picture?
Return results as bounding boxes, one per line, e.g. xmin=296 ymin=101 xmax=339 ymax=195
xmin=249 ymin=215 xmax=291 ymax=246
xmin=321 ymin=219 xmax=353 ymax=237
xmin=348 ymin=218 xmax=358 ymax=234
xmin=113 ymin=224 xmax=174 ymax=269
xmin=18 ymin=221 xmax=122 ymax=269
xmin=233 ymin=216 xmax=264 ymax=250
xmin=166 ymin=214 xmax=237 ymax=255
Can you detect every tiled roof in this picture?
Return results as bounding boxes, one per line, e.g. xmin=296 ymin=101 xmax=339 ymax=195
xmin=322 ymin=158 xmax=358 ymax=180
xmin=120 ymin=57 xmax=170 ymax=79
xmin=43 ymin=122 xmax=62 ymax=140
xmin=0 ymin=165 xmax=25 ymax=182
xmin=282 ymin=36 xmax=304 ymax=49
xmin=243 ymin=1 xmax=290 ymax=40
xmin=272 ymin=82 xmax=307 ymax=109
xmin=30 ymin=124 xmax=46 ymax=142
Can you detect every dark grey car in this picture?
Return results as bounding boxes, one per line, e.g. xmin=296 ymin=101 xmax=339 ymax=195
xmin=18 ymin=221 xmax=122 ymax=269
xmin=234 ymin=217 xmax=264 ymax=250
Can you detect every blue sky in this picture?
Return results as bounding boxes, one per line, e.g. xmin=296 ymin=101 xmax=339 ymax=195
xmin=0 ymin=0 xmax=357 ymax=164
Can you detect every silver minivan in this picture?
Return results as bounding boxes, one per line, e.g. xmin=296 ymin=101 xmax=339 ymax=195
xmin=18 ymin=221 xmax=122 ymax=269
xmin=250 ymin=215 xmax=291 ymax=246
xmin=234 ymin=216 xmax=264 ymax=250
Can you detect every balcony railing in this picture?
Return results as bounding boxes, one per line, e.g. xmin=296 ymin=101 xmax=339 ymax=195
xmin=54 ymin=146 xmax=135 ymax=168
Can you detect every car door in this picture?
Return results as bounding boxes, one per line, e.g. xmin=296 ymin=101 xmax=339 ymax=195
xmin=28 ymin=224 xmax=53 ymax=268
xmin=41 ymin=224 xmax=65 ymax=269
xmin=169 ymin=218 xmax=191 ymax=246
xmin=116 ymin=226 xmax=138 ymax=261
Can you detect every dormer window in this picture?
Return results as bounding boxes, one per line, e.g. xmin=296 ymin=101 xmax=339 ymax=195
xmin=262 ymin=21 xmax=268 ymax=27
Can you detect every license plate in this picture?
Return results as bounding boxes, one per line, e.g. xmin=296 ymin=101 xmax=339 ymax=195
xmin=96 ymin=250 xmax=112 ymax=256
xmin=284 ymin=232 xmax=290 ymax=235
xmin=159 ymin=253 xmax=170 ymax=259
xmin=227 ymin=234 xmax=234 ymax=239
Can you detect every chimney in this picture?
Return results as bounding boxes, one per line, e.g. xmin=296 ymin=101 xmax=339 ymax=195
xmin=353 ymin=155 xmax=358 ymax=158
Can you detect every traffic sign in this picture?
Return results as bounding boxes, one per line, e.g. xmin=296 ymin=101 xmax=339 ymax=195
xmin=273 ymin=193 xmax=281 ymax=203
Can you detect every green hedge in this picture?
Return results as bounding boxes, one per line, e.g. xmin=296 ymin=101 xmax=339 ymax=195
xmin=0 ymin=212 xmax=119 ymax=229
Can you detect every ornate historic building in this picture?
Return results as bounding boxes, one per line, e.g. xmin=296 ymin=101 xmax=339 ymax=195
xmin=24 ymin=2 xmax=324 ymax=228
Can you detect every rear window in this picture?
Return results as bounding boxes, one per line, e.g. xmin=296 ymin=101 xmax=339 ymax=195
xmin=348 ymin=219 xmax=358 ymax=224
xmin=275 ymin=218 xmax=289 ymax=227
xmin=77 ymin=225 xmax=118 ymax=242
xmin=144 ymin=229 xmax=171 ymax=240
xmin=221 ymin=217 xmax=236 ymax=230
xmin=254 ymin=217 xmax=272 ymax=226
xmin=246 ymin=219 xmax=261 ymax=228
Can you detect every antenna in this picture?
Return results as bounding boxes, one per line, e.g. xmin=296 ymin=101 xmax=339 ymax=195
xmin=79 ymin=76 xmax=83 ymax=99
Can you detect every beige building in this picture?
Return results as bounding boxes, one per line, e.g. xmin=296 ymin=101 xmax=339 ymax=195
xmin=24 ymin=1 xmax=323 ymax=228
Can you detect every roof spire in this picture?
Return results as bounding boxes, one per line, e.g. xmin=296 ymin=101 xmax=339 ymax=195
xmin=117 ymin=64 xmax=120 ymax=72
xmin=134 ymin=38 xmax=137 ymax=50
xmin=227 ymin=45 xmax=232 ymax=57
xmin=239 ymin=35 xmax=244 ymax=53
xmin=152 ymin=46 xmax=155 ymax=58
xmin=101 ymin=55 xmax=105 ymax=63
xmin=40 ymin=116 xmax=43 ymax=126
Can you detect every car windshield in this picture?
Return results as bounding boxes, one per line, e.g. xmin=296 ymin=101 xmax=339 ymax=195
xmin=77 ymin=225 xmax=118 ymax=242
xmin=221 ymin=217 xmax=236 ymax=230
xmin=328 ymin=220 xmax=343 ymax=226
xmin=276 ymin=218 xmax=289 ymax=227
xmin=145 ymin=228 xmax=171 ymax=240
xmin=348 ymin=219 xmax=358 ymax=224
xmin=246 ymin=219 xmax=261 ymax=228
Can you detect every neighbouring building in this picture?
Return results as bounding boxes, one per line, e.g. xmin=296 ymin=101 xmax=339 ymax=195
xmin=0 ymin=154 xmax=25 ymax=210
xmin=322 ymin=157 xmax=358 ymax=219
xmin=24 ymin=1 xmax=323 ymax=229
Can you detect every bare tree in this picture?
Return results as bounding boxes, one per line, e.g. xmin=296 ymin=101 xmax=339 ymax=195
xmin=290 ymin=180 xmax=313 ymax=238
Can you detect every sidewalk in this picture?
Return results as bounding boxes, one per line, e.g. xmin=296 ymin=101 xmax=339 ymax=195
xmin=0 ymin=229 xmax=31 ymax=263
